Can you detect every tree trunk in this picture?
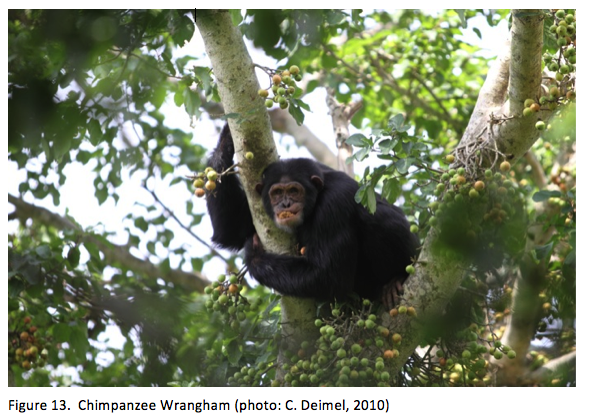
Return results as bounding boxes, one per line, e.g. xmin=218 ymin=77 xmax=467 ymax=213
xmin=194 ymin=10 xmax=318 ymax=378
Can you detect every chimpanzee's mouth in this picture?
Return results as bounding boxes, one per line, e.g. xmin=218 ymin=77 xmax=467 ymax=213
xmin=278 ymin=211 xmax=297 ymax=219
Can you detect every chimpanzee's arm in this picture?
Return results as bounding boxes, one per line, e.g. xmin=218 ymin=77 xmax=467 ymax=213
xmin=244 ymin=225 xmax=358 ymax=301
xmin=206 ymin=124 xmax=255 ymax=251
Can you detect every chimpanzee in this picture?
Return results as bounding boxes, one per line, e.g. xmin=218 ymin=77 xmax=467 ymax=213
xmin=206 ymin=123 xmax=419 ymax=308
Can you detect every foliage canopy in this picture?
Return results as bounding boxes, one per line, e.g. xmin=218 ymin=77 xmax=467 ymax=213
xmin=8 ymin=9 xmax=575 ymax=387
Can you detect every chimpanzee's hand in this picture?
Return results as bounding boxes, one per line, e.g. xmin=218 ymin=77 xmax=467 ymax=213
xmin=381 ymin=279 xmax=404 ymax=310
xmin=245 ymin=233 xmax=265 ymax=267
xmin=252 ymin=233 xmax=264 ymax=252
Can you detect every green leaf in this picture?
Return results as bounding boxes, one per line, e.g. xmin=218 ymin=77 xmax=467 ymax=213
xmin=226 ymin=339 xmax=242 ymax=364
xmin=52 ymin=135 xmax=72 ymax=162
xmin=401 ymin=141 xmax=414 ymax=155
xmin=288 ymin=101 xmax=305 ymax=125
xmin=161 ymin=50 xmax=176 ymax=75
xmin=535 ymin=243 xmax=553 ymax=260
xmin=473 ymin=27 xmax=482 ymax=39
xmin=67 ymin=247 xmax=81 ymax=268
xmin=21 ymin=263 xmax=43 ymax=285
xmin=395 ymin=158 xmax=412 ymax=174
xmin=87 ymin=119 xmax=102 ymax=146
xmin=346 ymin=133 xmax=369 ymax=147
xmin=35 ymin=245 xmax=52 ymax=259
xmin=52 ymin=323 xmax=72 ymax=343
xmin=183 ymin=88 xmax=202 ymax=117
xmin=229 ymin=10 xmax=243 ymax=26
xmin=8 ymin=298 xmax=19 ymax=311
xmin=134 ymin=217 xmax=149 ymax=232
xmin=191 ymin=257 xmax=204 ymax=272
xmin=306 ymin=79 xmax=319 ymax=94
xmin=388 ymin=114 xmax=405 ymax=131
xmin=366 ymin=187 xmax=377 ymax=214
xmin=152 ymin=85 xmax=167 ymax=109
xmin=174 ymin=88 xmax=184 ymax=107
xmin=381 ymin=89 xmax=394 ymax=107
xmin=293 ymin=98 xmax=310 ymax=112
xmin=354 ymin=185 xmax=365 ymax=204
xmin=327 ymin=10 xmax=347 ymax=25
xmin=532 ymin=190 xmax=562 ymax=202
xmin=84 ymin=242 xmax=101 ymax=262
xmin=353 ymin=147 xmax=370 ymax=162
xmin=70 ymin=325 xmax=89 ymax=352
xmin=321 ymin=52 xmax=338 ymax=68
xmin=171 ymin=15 xmax=195 ymax=46
xmin=194 ymin=66 xmax=213 ymax=92
xmin=564 ymin=249 xmax=575 ymax=266
xmin=41 ymin=137 xmax=53 ymax=161
xmin=382 ymin=178 xmax=401 ymax=203
xmin=26 ymin=283 xmax=45 ymax=298
xmin=378 ymin=139 xmax=396 ymax=154
xmin=454 ymin=9 xmax=466 ymax=28
xmin=95 ymin=182 xmax=108 ymax=205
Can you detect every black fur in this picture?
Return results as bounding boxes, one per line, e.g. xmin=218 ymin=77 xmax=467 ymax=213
xmin=206 ymin=124 xmax=419 ymax=305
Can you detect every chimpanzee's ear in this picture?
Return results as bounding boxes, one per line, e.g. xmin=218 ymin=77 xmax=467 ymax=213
xmin=255 ymin=183 xmax=264 ymax=195
xmin=311 ymin=175 xmax=324 ymax=191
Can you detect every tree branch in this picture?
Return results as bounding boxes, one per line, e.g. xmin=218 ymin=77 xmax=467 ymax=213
xmin=493 ymin=137 xmax=575 ymax=385
xmin=325 ymin=89 xmax=362 ymax=177
xmin=494 ymin=10 xmax=550 ymax=162
xmin=386 ymin=10 xmax=551 ymax=377
xmin=459 ymin=39 xmax=511 ymax=149
xmin=524 ymin=151 xmax=547 ymax=189
xmin=373 ymin=49 xmax=457 ymax=125
xmin=198 ymin=91 xmax=338 ymax=168
xmin=195 ymin=10 xmax=318 ymax=373
xmin=8 ymin=193 xmax=207 ymax=291
xmin=384 ymin=229 xmax=467 ymax=373
xmin=195 ymin=10 xmax=293 ymax=256
xmin=143 ymin=184 xmax=231 ymax=266
xmin=525 ymin=350 xmax=576 ymax=384
xmin=269 ymin=109 xmax=338 ymax=168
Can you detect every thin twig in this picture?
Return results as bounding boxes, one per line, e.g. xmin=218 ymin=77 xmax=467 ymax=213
xmin=144 ymin=185 xmax=230 ymax=264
